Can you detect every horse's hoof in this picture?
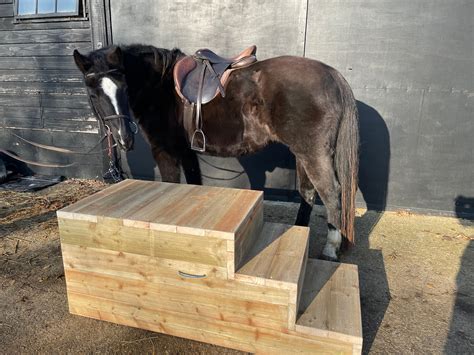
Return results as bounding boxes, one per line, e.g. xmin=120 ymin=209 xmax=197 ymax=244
xmin=320 ymin=254 xmax=339 ymax=262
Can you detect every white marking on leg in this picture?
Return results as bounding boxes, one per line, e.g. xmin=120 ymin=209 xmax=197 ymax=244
xmin=322 ymin=228 xmax=342 ymax=260
xmin=101 ymin=77 xmax=126 ymax=146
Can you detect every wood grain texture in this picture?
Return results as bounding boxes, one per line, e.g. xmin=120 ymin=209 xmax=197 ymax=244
xmin=0 ymin=56 xmax=78 ymax=70
xmin=59 ymin=180 xmax=362 ymax=353
xmin=68 ymin=292 xmax=354 ymax=354
xmin=65 ymin=268 xmax=289 ymax=332
xmin=0 ymin=42 xmax=91 ymax=56
xmin=0 ymin=28 xmax=90 ymax=44
xmin=61 ymin=244 xmax=289 ymax=306
xmin=236 ymin=223 xmax=309 ymax=289
xmin=296 ymin=259 xmax=363 ymax=351
xmin=59 ymin=179 xmax=263 ymax=239
xmin=0 ymin=17 xmax=90 ymax=30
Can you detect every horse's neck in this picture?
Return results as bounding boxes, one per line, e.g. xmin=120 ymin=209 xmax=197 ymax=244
xmin=123 ymin=49 xmax=176 ymax=118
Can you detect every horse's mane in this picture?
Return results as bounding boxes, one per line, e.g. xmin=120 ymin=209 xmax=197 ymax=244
xmin=120 ymin=44 xmax=184 ymax=77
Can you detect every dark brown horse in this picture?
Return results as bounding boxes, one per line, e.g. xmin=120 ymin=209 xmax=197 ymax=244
xmin=73 ymin=45 xmax=359 ymax=261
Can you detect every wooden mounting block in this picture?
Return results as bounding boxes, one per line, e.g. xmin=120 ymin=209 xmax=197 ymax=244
xmin=58 ymin=179 xmax=362 ymax=354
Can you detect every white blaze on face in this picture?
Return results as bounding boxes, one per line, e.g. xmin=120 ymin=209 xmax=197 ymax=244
xmin=101 ymin=77 xmax=125 ymax=144
xmin=101 ymin=77 xmax=120 ymax=114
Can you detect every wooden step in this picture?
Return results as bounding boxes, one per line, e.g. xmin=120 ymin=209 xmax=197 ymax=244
xmin=235 ymin=222 xmax=309 ymax=329
xmin=58 ymin=179 xmax=263 ymax=278
xmin=58 ymin=180 xmax=363 ymax=354
xmin=296 ymin=259 xmax=363 ymax=354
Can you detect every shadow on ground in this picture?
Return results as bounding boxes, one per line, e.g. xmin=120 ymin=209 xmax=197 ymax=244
xmin=444 ymin=196 xmax=474 ymax=352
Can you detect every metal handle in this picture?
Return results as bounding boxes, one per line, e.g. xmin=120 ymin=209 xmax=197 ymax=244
xmin=178 ymin=271 xmax=207 ymax=279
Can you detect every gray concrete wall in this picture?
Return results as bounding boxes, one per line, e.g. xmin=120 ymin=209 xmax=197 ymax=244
xmin=109 ymin=0 xmax=474 ymax=216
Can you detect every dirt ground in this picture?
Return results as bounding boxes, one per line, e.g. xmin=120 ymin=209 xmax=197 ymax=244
xmin=1 ymin=179 xmax=473 ymax=354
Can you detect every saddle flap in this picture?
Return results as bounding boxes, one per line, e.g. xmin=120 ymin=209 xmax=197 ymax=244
xmin=182 ymin=61 xmax=230 ymax=104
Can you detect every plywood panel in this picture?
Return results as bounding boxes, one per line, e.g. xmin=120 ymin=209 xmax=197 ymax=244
xmin=111 ymin=0 xmax=306 ymax=59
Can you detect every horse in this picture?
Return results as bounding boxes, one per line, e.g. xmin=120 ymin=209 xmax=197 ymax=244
xmin=73 ymin=44 xmax=359 ymax=261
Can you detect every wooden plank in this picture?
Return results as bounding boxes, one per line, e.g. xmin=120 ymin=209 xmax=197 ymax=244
xmin=0 ymin=56 xmax=78 ymax=70
xmin=236 ymin=222 xmax=309 ymax=329
xmin=65 ymin=268 xmax=289 ymax=332
xmin=43 ymin=118 xmax=98 ymax=132
xmin=0 ymin=93 xmax=39 ymax=107
xmin=0 ymin=69 xmax=82 ymax=82
xmin=57 ymin=180 xmax=136 ymax=220
xmin=236 ymin=223 xmax=309 ymax=288
xmin=296 ymin=259 xmax=363 ymax=349
xmin=41 ymin=93 xmax=89 ymax=108
xmin=89 ymin=0 xmax=109 ymax=49
xmin=0 ymin=42 xmax=91 ymax=56
xmin=0 ymin=3 xmax=13 ymax=17
xmin=43 ymin=107 xmax=94 ymax=120
xmin=58 ymin=180 xmax=262 ymax=239
xmin=0 ymin=17 xmax=90 ymax=30
xmin=68 ymin=292 xmax=353 ymax=354
xmin=234 ymin=198 xmax=263 ymax=271
xmin=0 ymin=28 xmax=90 ymax=44
xmin=59 ymin=217 xmax=229 ymax=267
xmin=0 ymin=105 xmax=41 ymax=119
xmin=61 ymin=244 xmax=289 ymax=305
xmin=0 ymin=81 xmax=86 ymax=94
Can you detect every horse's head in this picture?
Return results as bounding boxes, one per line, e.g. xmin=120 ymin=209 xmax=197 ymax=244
xmin=73 ymin=46 xmax=136 ymax=151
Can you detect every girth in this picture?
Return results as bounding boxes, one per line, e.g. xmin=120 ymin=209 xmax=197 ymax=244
xmin=173 ymin=46 xmax=257 ymax=152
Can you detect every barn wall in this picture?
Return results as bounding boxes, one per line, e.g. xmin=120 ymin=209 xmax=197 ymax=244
xmin=108 ymin=0 xmax=473 ymax=216
xmin=0 ymin=0 xmax=102 ymax=179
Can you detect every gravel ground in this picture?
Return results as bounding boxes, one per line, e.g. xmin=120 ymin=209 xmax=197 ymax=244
xmin=1 ymin=179 xmax=472 ymax=354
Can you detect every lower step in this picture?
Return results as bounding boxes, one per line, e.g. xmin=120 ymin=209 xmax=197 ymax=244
xmin=296 ymin=259 xmax=363 ymax=354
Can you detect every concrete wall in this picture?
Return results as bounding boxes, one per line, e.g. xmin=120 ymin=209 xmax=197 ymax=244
xmin=109 ymin=0 xmax=474 ymax=216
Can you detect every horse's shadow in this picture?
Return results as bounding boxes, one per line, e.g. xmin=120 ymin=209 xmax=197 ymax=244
xmin=444 ymin=196 xmax=474 ymax=353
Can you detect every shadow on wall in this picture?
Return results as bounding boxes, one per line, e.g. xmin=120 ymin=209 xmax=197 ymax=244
xmin=445 ymin=196 xmax=474 ymax=353
xmin=357 ymin=100 xmax=390 ymax=211
xmin=342 ymin=101 xmax=391 ymax=354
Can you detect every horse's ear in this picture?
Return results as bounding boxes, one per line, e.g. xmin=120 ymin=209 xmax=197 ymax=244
xmin=107 ymin=46 xmax=123 ymax=67
xmin=73 ymin=49 xmax=92 ymax=73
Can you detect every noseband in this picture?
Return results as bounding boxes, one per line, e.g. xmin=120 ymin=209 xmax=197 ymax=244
xmin=103 ymin=114 xmax=139 ymax=134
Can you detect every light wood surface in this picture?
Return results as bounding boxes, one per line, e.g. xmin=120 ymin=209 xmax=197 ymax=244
xmin=58 ymin=180 xmax=362 ymax=354
xmin=296 ymin=259 xmax=363 ymax=351
xmin=58 ymin=179 xmax=263 ymax=239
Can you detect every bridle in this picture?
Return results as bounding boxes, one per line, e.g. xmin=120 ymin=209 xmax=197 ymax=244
xmin=85 ymin=69 xmax=139 ymax=135
xmin=84 ymin=69 xmax=138 ymax=181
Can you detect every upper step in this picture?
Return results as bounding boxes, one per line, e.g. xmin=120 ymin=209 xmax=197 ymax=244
xmin=235 ymin=222 xmax=309 ymax=329
xmin=296 ymin=259 xmax=363 ymax=353
xmin=58 ymin=179 xmax=264 ymax=279
xmin=57 ymin=179 xmax=262 ymax=240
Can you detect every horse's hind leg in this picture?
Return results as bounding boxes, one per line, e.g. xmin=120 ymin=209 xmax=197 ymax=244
xmin=300 ymin=154 xmax=342 ymax=261
xmin=295 ymin=159 xmax=316 ymax=226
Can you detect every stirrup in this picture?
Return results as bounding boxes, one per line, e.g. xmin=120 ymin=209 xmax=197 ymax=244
xmin=191 ymin=129 xmax=206 ymax=152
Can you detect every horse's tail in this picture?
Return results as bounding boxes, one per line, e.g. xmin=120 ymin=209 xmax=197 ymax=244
xmin=334 ymin=70 xmax=359 ymax=245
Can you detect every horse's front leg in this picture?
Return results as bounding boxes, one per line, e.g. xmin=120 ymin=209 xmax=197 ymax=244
xmin=152 ymin=147 xmax=181 ymax=183
xmin=181 ymin=149 xmax=202 ymax=185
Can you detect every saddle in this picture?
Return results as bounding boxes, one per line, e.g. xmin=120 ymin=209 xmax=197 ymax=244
xmin=173 ymin=45 xmax=257 ymax=152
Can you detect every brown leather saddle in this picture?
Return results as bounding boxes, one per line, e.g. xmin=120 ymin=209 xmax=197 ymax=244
xmin=173 ymin=45 xmax=257 ymax=152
